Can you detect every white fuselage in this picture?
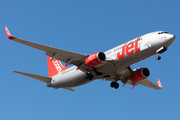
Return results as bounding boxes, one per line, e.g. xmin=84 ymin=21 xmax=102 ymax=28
xmin=47 ymin=31 xmax=175 ymax=88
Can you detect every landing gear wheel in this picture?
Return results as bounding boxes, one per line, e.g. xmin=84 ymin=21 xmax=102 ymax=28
xmin=84 ymin=73 xmax=89 ymax=79
xmin=84 ymin=73 xmax=94 ymax=80
xmin=110 ymin=82 xmax=115 ymax=88
xmin=114 ymin=83 xmax=119 ymax=89
xmin=156 ymin=55 xmax=161 ymax=60
xmin=88 ymin=74 xmax=94 ymax=80
xmin=110 ymin=82 xmax=119 ymax=89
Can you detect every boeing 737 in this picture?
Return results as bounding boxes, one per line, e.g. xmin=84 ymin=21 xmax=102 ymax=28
xmin=5 ymin=26 xmax=175 ymax=91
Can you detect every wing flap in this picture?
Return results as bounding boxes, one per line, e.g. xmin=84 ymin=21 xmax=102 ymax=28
xmin=11 ymin=38 xmax=87 ymax=61
xmin=45 ymin=51 xmax=82 ymax=67
xmin=13 ymin=70 xmax=51 ymax=83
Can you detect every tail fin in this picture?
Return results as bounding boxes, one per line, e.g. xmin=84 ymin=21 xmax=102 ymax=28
xmin=47 ymin=56 xmax=69 ymax=77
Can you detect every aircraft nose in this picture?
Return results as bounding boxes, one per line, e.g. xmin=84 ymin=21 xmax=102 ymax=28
xmin=167 ymin=34 xmax=176 ymax=41
xmin=164 ymin=34 xmax=176 ymax=47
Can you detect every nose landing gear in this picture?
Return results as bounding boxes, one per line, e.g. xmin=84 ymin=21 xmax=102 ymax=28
xmin=156 ymin=47 xmax=167 ymax=60
xmin=156 ymin=55 xmax=161 ymax=60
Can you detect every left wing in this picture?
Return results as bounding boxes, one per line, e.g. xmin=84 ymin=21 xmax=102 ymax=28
xmin=125 ymin=78 xmax=162 ymax=90
xmin=139 ymin=79 xmax=162 ymax=90
xmin=5 ymin=26 xmax=90 ymax=72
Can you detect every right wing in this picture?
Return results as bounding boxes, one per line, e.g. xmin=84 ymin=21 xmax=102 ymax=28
xmin=5 ymin=26 xmax=89 ymax=72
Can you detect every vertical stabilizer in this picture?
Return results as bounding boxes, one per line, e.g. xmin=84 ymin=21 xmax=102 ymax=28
xmin=47 ymin=56 xmax=69 ymax=77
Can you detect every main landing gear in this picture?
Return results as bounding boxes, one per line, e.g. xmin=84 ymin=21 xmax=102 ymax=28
xmin=84 ymin=72 xmax=94 ymax=80
xmin=84 ymin=68 xmax=102 ymax=80
xmin=110 ymin=82 xmax=119 ymax=89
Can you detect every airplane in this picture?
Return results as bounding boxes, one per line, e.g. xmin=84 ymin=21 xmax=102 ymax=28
xmin=5 ymin=26 xmax=175 ymax=91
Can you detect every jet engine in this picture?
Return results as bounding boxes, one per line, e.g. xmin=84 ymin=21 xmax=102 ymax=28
xmin=85 ymin=52 xmax=106 ymax=67
xmin=129 ymin=67 xmax=150 ymax=82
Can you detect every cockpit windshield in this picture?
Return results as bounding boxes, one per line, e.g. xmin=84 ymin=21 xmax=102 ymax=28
xmin=158 ymin=31 xmax=169 ymax=34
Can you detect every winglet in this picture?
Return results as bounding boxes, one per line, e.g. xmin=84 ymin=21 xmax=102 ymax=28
xmin=4 ymin=26 xmax=15 ymax=40
xmin=157 ymin=79 xmax=162 ymax=88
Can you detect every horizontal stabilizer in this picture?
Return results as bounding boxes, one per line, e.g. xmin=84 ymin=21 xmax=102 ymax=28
xmin=64 ymin=87 xmax=75 ymax=91
xmin=13 ymin=70 xmax=51 ymax=83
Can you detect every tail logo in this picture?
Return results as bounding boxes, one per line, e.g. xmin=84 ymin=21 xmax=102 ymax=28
xmin=47 ymin=56 xmax=69 ymax=77
xmin=52 ymin=59 xmax=62 ymax=73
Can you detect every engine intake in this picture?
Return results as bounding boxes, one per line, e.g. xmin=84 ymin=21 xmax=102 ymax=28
xmin=85 ymin=52 xmax=106 ymax=67
xmin=129 ymin=67 xmax=150 ymax=82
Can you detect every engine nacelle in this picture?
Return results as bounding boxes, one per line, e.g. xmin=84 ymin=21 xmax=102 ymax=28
xmin=85 ymin=52 xmax=106 ymax=67
xmin=129 ymin=67 xmax=150 ymax=82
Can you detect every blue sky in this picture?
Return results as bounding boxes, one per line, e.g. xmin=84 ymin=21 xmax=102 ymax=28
xmin=1 ymin=0 xmax=180 ymax=120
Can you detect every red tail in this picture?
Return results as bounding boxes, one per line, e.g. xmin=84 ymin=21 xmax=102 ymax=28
xmin=47 ymin=56 xmax=69 ymax=77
